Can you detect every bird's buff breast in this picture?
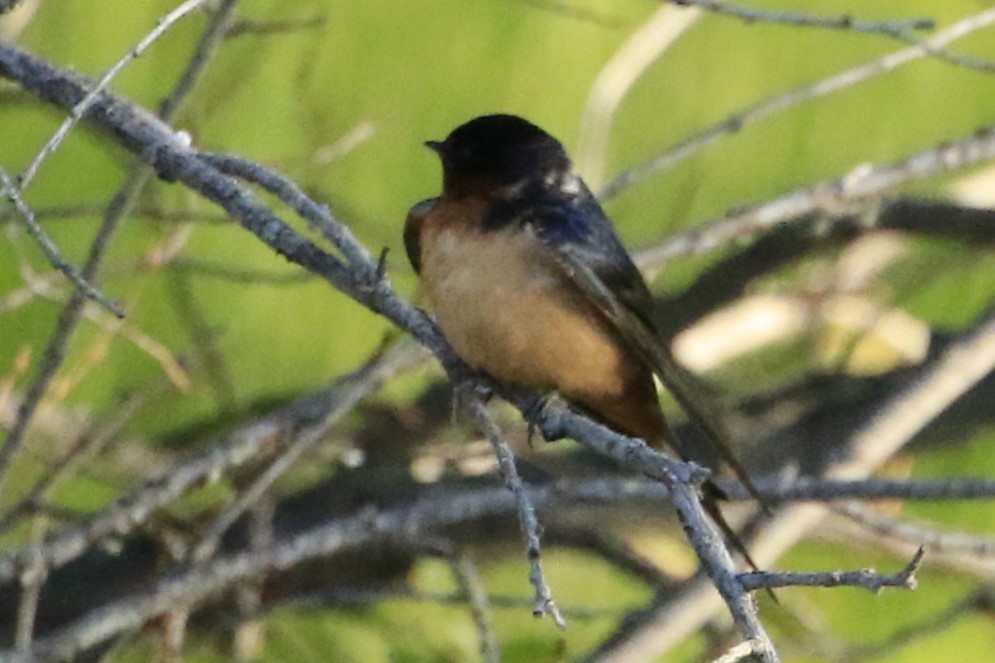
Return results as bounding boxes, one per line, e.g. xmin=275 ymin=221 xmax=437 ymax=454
xmin=419 ymin=222 xmax=632 ymax=399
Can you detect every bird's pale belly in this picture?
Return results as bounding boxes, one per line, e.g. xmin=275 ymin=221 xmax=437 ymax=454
xmin=419 ymin=224 xmax=636 ymax=402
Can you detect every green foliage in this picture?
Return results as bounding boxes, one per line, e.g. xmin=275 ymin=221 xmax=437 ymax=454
xmin=3 ymin=0 xmax=995 ymax=660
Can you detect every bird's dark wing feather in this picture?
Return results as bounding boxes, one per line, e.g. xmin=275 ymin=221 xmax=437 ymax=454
xmin=519 ymin=190 xmax=764 ymax=506
xmin=527 ymin=193 xmax=658 ymax=331
xmin=404 ymin=198 xmax=437 ymax=275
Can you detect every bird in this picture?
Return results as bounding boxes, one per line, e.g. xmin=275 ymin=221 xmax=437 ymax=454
xmin=404 ymin=113 xmax=758 ymax=499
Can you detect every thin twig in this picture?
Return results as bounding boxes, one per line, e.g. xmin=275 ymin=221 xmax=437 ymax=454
xmin=14 ymin=515 xmax=48 ymax=650
xmin=528 ymin=397 xmax=777 ymax=661
xmin=16 ymin=0 xmax=211 ymax=191
xmin=635 ymin=199 xmax=995 ymax=324
xmin=513 ymin=0 xmax=626 ymax=28
xmin=0 ymin=390 xmax=149 ymax=535
xmin=711 ymin=640 xmax=768 ymax=663
xmin=601 ymin=7 xmax=995 ymax=199
xmin=0 ymin=341 xmax=427 ymax=584
xmin=546 ymin=524 xmax=678 ymax=589
xmin=738 ymin=546 xmax=924 ymax=593
xmin=169 ymin=258 xmax=312 ymax=284
xmin=0 ymin=204 xmax=231 ymax=225
xmin=231 ymin=493 xmax=274 ymax=661
xmin=576 ymin=4 xmax=701 ymax=187
xmin=158 ymin=0 xmax=239 ymax=119
xmin=730 ymin=475 xmax=995 ymax=503
xmin=634 ymin=120 xmax=995 ymax=268
xmin=0 ymin=168 xmax=150 ymax=503
xmin=591 ymin=310 xmax=995 ymax=661
xmin=450 ymin=550 xmax=501 ymax=663
xmin=459 ymin=386 xmax=566 ymax=629
xmin=0 ymin=0 xmax=238 ymax=507
xmin=562 ymin=475 xmax=995 ymax=505
xmin=0 ymin=486 xmax=530 ymax=662
xmin=19 ymin=268 xmax=191 ymax=389
xmin=673 ymin=1 xmax=932 ymax=38
xmin=188 ymin=342 xmax=418 ymax=563
xmin=201 ymin=152 xmax=373 ymax=269
xmin=835 ymin=503 xmax=995 ymax=558
xmin=257 ymin=587 xmax=623 ymax=621
xmin=0 ymin=167 xmax=124 ymax=316
xmin=166 ymin=269 xmax=236 ymax=410
xmin=225 ymin=15 xmax=327 ymax=38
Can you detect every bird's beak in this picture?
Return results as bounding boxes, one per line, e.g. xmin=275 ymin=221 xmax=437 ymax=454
xmin=424 ymin=140 xmax=444 ymax=153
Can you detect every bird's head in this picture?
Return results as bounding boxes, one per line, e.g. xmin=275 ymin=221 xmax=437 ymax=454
xmin=426 ymin=114 xmax=571 ymax=197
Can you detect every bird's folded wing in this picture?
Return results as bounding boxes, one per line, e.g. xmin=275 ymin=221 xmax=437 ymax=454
xmin=529 ymin=201 xmax=764 ymax=505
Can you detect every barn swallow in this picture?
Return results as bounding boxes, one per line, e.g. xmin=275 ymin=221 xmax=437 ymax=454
xmin=404 ymin=114 xmax=759 ymax=503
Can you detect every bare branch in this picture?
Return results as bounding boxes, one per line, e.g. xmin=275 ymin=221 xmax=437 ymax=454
xmin=158 ymin=0 xmax=238 ymax=119
xmin=0 ymin=167 xmax=123 ymax=316
xmin=450 ymin=550 xmax=501 ymax=663
xmin=0 ymin=340 xmax=426 ymax=584
xmin=1 ymin=486 xmax=529 ymax=662
xmin=459 ymin=387 xmax=566 ymax=628
xmin=591 ymin=309 xmax=995 ymax=661
xmin=673 ymin=1 xmax=933 ymax=37
xmin=835 ymin=503 xmax=995 ymax=558
xmin=0 ymin=205 xmax=231 ymax=225
xmin=711 ymin=640 xmax=772 ymax=663
xmin=16 ymin=0 xmax=210 ymax=191
xmin=637 ymin=199 xmax=995 ymax=331
xmin=14 ymin=516 xmax=48 ymax=650
xmin=0 ymin=390 xmax=149 ymax=535
xmin=546 ymin=524 xmax=678 ymax=589
xmin=255 ymin=586 xmax=622 ymax=621
xmin=201 ymin=152 xmax=373 ymax=268
xmin=565 ymin=474 xmax=995 ymax=505
xmin=0 ymin=171 xmax=145 ymax=501
xmin=750 ymin=476 xmax=995 ymax=503
xmin=601 ymin=7 xmax=995 ymax=199
xmin=225 ymin=15 xmax=328 ymax=38
xmin=20 ymin=270 xmax=191 ymax=389
xmin=6 ymin=25 xmax=988 ymax=659
xmin=188 ymin=342 xmax=420 ymax=563
xmin=169 ymin=258 xmax=313 ymax=284
xmin=527 ymin=397 xmax=778 ymax=660
xmin=0 ymin=42 xmax=781 ymax=649
xmin=738 ymin=546 xmax=924 ymax=593
xmin=634 ymin=122 xmax=995 ymax=269
xmin=0 ymin=0 xmax=239 ymax=505
xmin=0 ymin=456 xmax=774 ymax=663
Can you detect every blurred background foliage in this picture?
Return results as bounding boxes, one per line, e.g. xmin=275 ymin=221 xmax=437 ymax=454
xmin=2 ymin=0 xmax=995 ymax=661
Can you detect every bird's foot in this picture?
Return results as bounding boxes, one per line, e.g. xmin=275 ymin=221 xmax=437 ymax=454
xmin=523 ymin=392 xmax=569 ymax=445
xmin=452 ymin=381 xmax=493 ymax=425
